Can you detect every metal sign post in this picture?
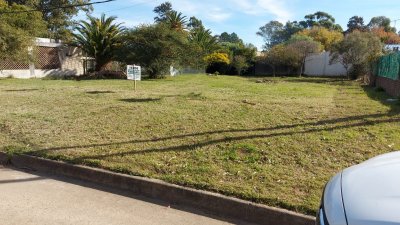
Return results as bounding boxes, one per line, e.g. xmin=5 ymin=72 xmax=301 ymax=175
xmin=134 ymin=80 xmax=137 ymax=91
xmin=127 ymin=65 xmax=141 ymax=91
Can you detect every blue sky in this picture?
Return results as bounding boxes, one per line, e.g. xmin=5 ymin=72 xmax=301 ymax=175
xmin=88 ymin=0 xmax=400 ymax=50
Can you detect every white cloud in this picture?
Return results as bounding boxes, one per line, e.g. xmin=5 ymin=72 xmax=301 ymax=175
xmin=107 ymin=0 xmax=293 ymax=23
xmin=228 ymin=0 xmax=292 ymax=22
xmin=231 ymin=0 xmax=263 ymax=15
xmin=119 ymin=0 xmax=292 ymax=23
xmin=172 ymin=0 xmax=199 ymax=15
xmin=170 ymin=1 xmax=233 ymax=22
xmin=129 ymin=0 xmax=291 ymax=23
xmin=256 ymin=0 xmax=292 ymax=22
xmin=205 ymin=7 xmax=232 ymax=22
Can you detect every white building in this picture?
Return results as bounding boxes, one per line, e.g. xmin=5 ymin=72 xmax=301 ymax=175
xmin=0 ymin=38 xmax=86 ymax=79
xmin=385 ymin=44 xmax=400 ymax=52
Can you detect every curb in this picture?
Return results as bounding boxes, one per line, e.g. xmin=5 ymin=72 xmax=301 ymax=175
xmin=0 ymin=152 xmax=315 ymax=225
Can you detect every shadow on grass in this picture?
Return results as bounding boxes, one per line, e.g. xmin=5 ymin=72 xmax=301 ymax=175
xmin=283 ymin=77 xmax=350 ymax=85
xmin=362 ymin=85 xmax=400 ymax=113
xmin=119 ymin=98 xmax=161 ymax=103
xmin=142 ymin=77 xmax=174 ymax=81
xmin=86 ymin=91 xmax=115 ymax=94
xmin=29 ymin=112 xmax=398 ymax=158
xmin=22 ymin=111 xmax=400 ymax=215
xmin=74 ymin=117 xmax=400 ymax=160
xmin=4 ymin=89 xmax=39 ymax=92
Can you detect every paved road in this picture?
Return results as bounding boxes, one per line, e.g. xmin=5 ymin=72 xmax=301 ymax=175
xmin=0 ymin=166 xmax=245 ymax=225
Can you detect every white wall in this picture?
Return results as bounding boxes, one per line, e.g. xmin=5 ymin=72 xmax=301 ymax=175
xmin=0 ymin=70 xmax=31 ymax=79
xmin=0 ymin=45 xmax=84 ymax=79
xmin=304 ymin=52 xmax=347 ymax=76
xmin=0 ymin=38 xmax=84 ymax=79
xmin=0 ymin=69 xmax=79 ymax=79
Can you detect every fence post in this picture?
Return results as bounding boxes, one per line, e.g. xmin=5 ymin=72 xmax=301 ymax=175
xmin=28 ymin=46 xmax=35 ymax=78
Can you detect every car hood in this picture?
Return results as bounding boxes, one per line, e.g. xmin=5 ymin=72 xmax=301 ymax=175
xmin=341 ymin=151 xmax=400 ymax=225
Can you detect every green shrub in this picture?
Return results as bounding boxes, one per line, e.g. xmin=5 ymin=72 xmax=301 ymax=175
xmin=349 ymin=63 xmax=368 ymax=79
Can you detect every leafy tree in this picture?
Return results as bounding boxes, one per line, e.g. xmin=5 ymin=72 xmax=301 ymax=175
xmin=347 ymin=16 xmax=366 ymax=32
xmin=230 ymin=43 xmax=256 ymax=75
xmin=257 ymin=21 xmax=285 ymax=49
xmin=216 ymin=40 xmax=256 ymax=75
xmin=0 ymin=0 xmax=46 ymax=62
xmin=298 ymin=26 xmax=343 ymax=50
xmin=264 ymin=44 xmax=288 ymax=77
xmin=73 ymin=14 xmax=125 ymax=72
xmin=368 ymin=16 xmax=396 ymax=33
xmin=153 ymin=1 xmax=172 ymax=22
xmin=258 ymin=12 xmax=343 ymax=49
xmin=231 ymin=55 xmax=248 ymax=75
xmin=286 ymin=35 xmax=322 ymax=76
xmin=217 ymin=32 xmax=242 ymax=44
xmin=331 ymin=31 xmax=383 ymax=79
xmin=204 ymin=52 xmax=230 ymax=65
xmin=187 ymin=16 xmax=204 ymax=31
xmin=218 ymin=32 xmax=230 ymax=42
xmin=301 ymin=11 xmax=342 ymax=31
xmin=6 ymin=0 xmax=93 ymax=40
xmin=204 ymin=52 xmax=230 ymax=74
xmin=283 ymin=21 xmax=304 ymax=37
xmin=285 ymin=34 xmax=313 ymax=44
xmin=257 ymin=21 xmax=303 ymax=49
xmin=121 ymin=24 xmax=188 ymax=78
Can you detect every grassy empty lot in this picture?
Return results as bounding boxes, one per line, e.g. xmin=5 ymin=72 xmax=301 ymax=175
xmin=1 ymin=75 xmax=399 ymax=215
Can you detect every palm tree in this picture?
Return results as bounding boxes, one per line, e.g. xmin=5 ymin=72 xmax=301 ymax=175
xmin=73 ymin=14 xmax=125 ymax=72
xmin=165 ymin=11 xmax=187 ymax=31
xmin=189 ymin=28 xmax=217 ymax=53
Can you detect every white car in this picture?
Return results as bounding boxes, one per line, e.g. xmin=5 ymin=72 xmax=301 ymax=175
xmin=317 ymin=151 xmax=400 ymax=225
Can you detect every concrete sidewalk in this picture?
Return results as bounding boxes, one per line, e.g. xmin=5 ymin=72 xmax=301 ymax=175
xmin=0 ymin=166 xmax=247 ymax=225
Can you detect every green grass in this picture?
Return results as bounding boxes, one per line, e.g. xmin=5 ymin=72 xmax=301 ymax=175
xmin=0 ymin=75 xmax=399 ymax=215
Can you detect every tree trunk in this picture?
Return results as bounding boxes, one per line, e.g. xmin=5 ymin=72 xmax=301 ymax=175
xmin=298 ymin=65 xmax=303 ymax=77
xmin=95 ymin=59 xmax=112 ymax=72
xmin=95 ymin=62 xmax=103 ymax=72
xmin=299 ymin=58 xmax=305 ymax=77
xmin=272 ymin=65 xmax=276 ymax=77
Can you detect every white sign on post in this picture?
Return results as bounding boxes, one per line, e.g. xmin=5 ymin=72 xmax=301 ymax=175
xmin=127 ymin=65 xmax=141 ymax=81
xmin=127 ymin=65 xmax=141 ymax=91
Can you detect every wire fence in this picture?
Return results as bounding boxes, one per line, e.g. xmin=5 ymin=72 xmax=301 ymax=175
xmin=375 ymin=52 xmax=400 ymax=80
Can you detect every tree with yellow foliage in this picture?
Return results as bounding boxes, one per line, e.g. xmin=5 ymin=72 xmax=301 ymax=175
xmin=204 ymin=52 xmax=230 ymax=74
xmin=204 ymin=52 xmax=230 ymax=65
xmin=297 ymin=26 xmax=343 ymax=51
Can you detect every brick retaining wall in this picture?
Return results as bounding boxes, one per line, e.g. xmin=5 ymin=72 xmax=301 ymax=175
xmin=376 ymin=76 xmax=400 ymax=97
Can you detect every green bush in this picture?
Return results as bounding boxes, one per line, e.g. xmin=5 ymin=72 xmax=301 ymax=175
xmin=119 ymin=24 xmax=188 ymax=79
xmin=349 ymin=63 xmax=369 ymax=80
